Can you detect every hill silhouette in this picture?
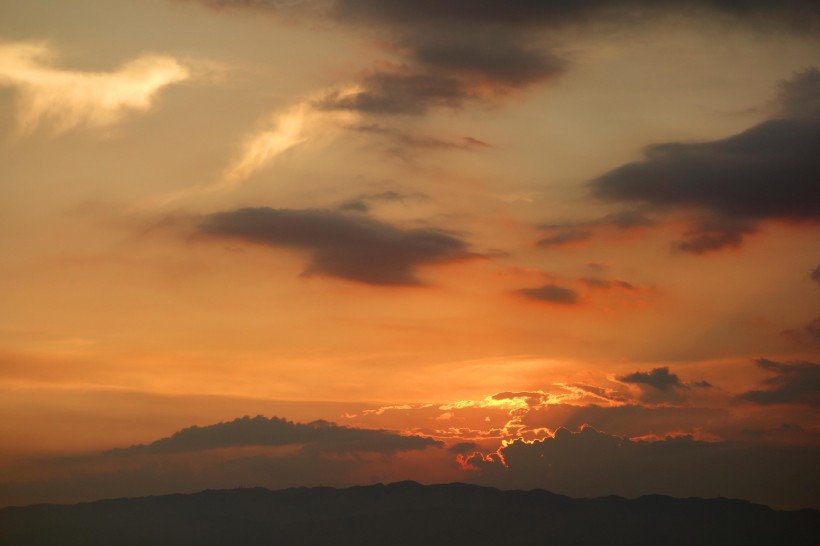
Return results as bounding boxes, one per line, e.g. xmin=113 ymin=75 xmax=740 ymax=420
xmin=1 ymin=481 xmax=817 ymax=545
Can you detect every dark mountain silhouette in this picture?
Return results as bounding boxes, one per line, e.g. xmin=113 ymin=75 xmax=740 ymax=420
xmin=1 ymin=481 xmax=817 ymax=545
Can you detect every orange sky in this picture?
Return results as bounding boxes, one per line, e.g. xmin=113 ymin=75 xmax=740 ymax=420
xmin=1 ymin=0 xmax=819 ymax=509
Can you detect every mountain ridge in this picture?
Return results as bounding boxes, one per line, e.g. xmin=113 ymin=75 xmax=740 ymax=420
xmin=2 ymin=481 xmax=817 ymax=545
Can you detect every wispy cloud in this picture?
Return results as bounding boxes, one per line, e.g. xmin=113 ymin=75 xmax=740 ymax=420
xmin=0 ymin=41 xmax=189 ymax=136
xmin=151 ymin=86 xmax=361 ymax=208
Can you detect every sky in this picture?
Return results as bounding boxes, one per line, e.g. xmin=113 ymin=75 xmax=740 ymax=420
xmin=1 ymin=0 xmax=819 ymax=509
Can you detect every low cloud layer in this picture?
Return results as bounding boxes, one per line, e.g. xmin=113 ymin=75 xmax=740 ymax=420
xmin=466 ymin=425 xmax=820 ymax=509
xmin=200 ymin=207 xmax=477 ymax=285
xmin=593 ymin=69 xmax=820 ymax=252
xmin=0 ymin=415 xmax=447 ymax=506
xmin=0 ymin=41 xmax=188 ymax=135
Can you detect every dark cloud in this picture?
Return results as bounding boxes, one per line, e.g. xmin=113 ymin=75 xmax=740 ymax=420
xmin=739 ymin=359 xmax=820 ymax=407
xmin=593 ymin=118 xmax=820 ymax=219
xmin=537 ymin=210 xmax=654 ymax=247
xmin=200 ymin=207 xmax=477 ymax=285
xmin=346 ymin=124 xmax=492 ymax=161
xmin=780 ymin=316 xmax=820 ymax=344
xmin=537 ymin=229 xmax=593 ymax=247
xmin=599 ymin=210 xmax=657 ymax=229
xmin=517 ymin=284 xmax=579 ymax=305
xmin=778 ymin=67 xmax=820 ymax=119
xmin=332 ymin=1 xmax=820 ymax=28
xmin=811 ymin=265 xmax=820 ymax=285
xmin=618 ymin=367 xmax=683 ymax=391
xmin=0 ymin=415 xmax=450 ymax=506
xmin=338 ymin=190 xmax=430 ymax=213
xmin=617 ymin=367 xmax=699 ymax=404
xmin=809 ymin=317 xmax=820 ymax=339
xmin=566 ymin=384 xmax=629 ymax=403
xmin=190 ymin=2 xmax=820 ymax=120
xmin=317 ymin=40 xmax=564 ymax=116
xmin=318 ymin=71 xmax=468 ymax=115
xmin=447 ymin=441 xmax=478 ymax=455
xmin=593 ymin=69 xmax=820 ymax=252
xmin=579 ymin=277 xmax=636 ymax=290
xmin=673 ymin=218 xmax=757 ymax=254
xmin=350 ymin=124 xmax=491 ymax=153
xmin=411 ymin=39 xmax=566 ymax=88
xmin=107 ymin=415 xmax=441 ymax=456
xmin=466 ymin=425 xmax=820 ymax=509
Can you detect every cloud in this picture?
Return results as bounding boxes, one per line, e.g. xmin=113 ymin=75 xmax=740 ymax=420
xmin=328 ymin=0 xmax=820 ymax=120
xmin=349 ymin=123 xmax=492 ymax=159
xmin=593 ymin=118 xmax=820 ymax=219
xmin=739 ymin=359 xmax=820 ymax=407
xmin=616 ymin=367 xmax=709 ymax=404
xmin=537 ymin=210 xmax=654 ymax=247
xmin=673 ymin=218 xmax=757 ymax=254
xmin=317 ymin=71 xmax=465 ymax=116
xmin=811 ymin=266 xmax=820 ymax=285
xmin=579 ymin=277 xmax=636 ymax=290
xmin=516 ymin=284 xmax=579 ymax=305
xmin=519 ymin=403 xmax=729 ymax=440
xmin=200 ymin=207 xmax=477 ymax=285
xmin=332 ymin=1 xmax=820 ymax=28
xmin=0 ymin=41 xmax=189 ymax=135
xmin=537 ymin=230 xmax=594 ymax=247
xmin=780 ymin=317 xmax=820 ymax=344
xmin=618 ymin=367 xmax=683 ymax=391
xmin=338 ymin=190 xmax=431 ymax=213
xmin=220 ymin=93 xmax=362 ymax=189
xmin=316 ymin=42 xmax=564 ymax=116
xmin=491 ymin=391 xmax=549 ymax=407
xmin=810 ymin=317 xmax=820 ymax=339
xmin=0 ymin=415 xmax=452 ymax=506
xmin=186 ymin=0 xmax=820 ymax=122
xmin=592 ymin=69 xmax=820 ymax=252
xmin=447 ymin=441 xmax=478 ymax=455
xmin=464 ymin=425 xmax=820 ymax=508
xmin=106 ymin=415 xmax=441 ymax=455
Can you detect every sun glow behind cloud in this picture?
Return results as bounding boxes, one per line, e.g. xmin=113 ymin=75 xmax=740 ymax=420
xmin=0 ymin=41 xmax=189 ymax=135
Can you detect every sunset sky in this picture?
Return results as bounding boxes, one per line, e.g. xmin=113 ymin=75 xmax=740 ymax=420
xmin=1 ymin=0 xmax=819 ymax=509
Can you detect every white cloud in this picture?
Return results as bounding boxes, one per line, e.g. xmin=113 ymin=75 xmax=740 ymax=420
xmin=0 ymin=41 xmax=189 ymax=135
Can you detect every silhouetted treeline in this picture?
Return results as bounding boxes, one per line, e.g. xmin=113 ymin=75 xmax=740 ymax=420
xmin=1 ymin=481 xmax=818 ymax=545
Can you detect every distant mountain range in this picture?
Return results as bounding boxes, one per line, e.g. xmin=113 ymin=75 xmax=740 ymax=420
xmin=1 ymin=481 xmax=818 ymax=545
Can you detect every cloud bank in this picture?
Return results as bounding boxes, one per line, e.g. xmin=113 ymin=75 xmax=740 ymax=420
xmin=466 ymin=425 xmax=820 ymax=509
